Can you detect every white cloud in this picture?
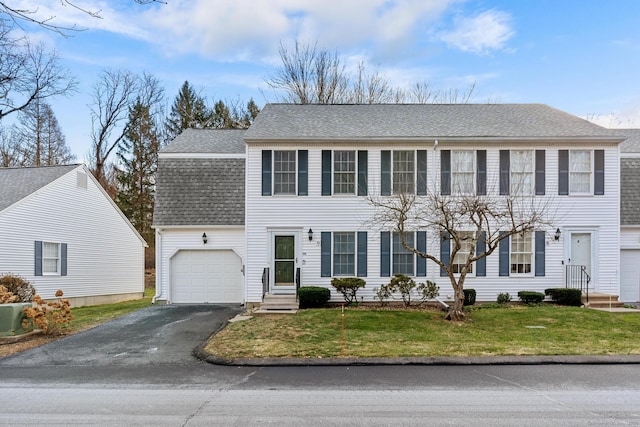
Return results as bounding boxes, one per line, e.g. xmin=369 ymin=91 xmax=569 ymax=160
xmin=439 ymin=9 xmax=514 ymax=54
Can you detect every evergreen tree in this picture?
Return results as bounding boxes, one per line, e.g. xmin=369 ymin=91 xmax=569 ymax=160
xmin=165 ymin=81 xmax=211 ymax=141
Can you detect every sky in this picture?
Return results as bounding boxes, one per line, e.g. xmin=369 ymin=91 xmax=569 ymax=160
xmin=10 ymin=0 xmax=640 ymax=162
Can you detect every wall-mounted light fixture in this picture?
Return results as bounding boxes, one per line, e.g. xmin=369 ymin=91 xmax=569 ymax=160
xmin=554 ymin=228 xmax=561 ymax=241
xmin=202 ymin=232 xmax=208 ymax=244
xmin=308 ymin=228 xmax=313 ymax=241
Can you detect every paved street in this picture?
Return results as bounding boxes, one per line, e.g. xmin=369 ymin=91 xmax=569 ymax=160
xmin=1 ymin=305 xmax=640 ymax=425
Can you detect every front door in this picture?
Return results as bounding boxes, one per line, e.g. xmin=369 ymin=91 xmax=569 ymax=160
xmin=570 ymin=232 xmax=592 ymax=288
xmin=272 ymin=234 xmax=297 ymax=293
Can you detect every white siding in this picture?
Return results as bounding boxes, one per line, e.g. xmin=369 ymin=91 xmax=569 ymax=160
xmin=0 ymin=166 xmax=145 ymax=304
xmin=155 ymin=227 xmax=245 ymax=303
xmin=246 ymin=142 xmax=621 ymax=303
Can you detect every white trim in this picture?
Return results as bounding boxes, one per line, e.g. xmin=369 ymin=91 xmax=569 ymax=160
xmin=564 ymin=226 xmax=599 ymax=289
xmin=267 ymin=228 xmax=302 ymax=294
xmin=159 ymin=152 xmax=246 ymax=159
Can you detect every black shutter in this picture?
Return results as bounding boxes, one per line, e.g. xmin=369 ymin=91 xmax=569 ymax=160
xmin=298 ymin=150 xmax=308 ymax=196
xmin=357 ymin=151 xmax=368 ymax=196
xmin=417 ymin=150 xmax=427 ymax=195
xmin=34 ymin=241 xmax=43 ymax=276
xmin=476 ymin=232 xmax=486 ymax=277
xmin=416 ymin=231 xmax=427 ymax=277
xmin=535 ymin=231 xmax=545 ymax=276
xmin=558 ymin=150 xmax=569 ymax=195
xmin=499 ymin=233 xmax=510 ymax=276
xmin=261 ymin=150 xmax=272 ymax=196
xmin=61 ymin=243 xmax=68 ymax=276
xmin=476 ymin=150 xmax=486 ymax=195
xmin=535 ymin=150 xmax=545 ymax=195
xmin=357 ymin=231 xmax=367 ymax=277
xmin=440 ymin=231 xmax=450 ymax=277
xmin=499 ymin=150 xmax=510 ymax=195
xmin=440 ymin=150 xmax=451 ymax=195
xmin=594 ymin=149 xmax=605 ymax=195
xmin=321 ymin=150 xmax=332 ymax=196
xmin=380 ymin=231 xmax=391 ymax=277
xmin=321 ymin=232 xmax=331 ymax=277
xmin=381 ymin=151 xmax=391 ymax=196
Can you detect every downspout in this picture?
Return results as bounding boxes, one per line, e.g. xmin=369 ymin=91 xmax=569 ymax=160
xmin=152 ymin=228 xmax=163 ymax=304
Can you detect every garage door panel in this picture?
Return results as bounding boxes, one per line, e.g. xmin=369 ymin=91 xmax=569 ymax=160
xmin=621 ymin=249 xmax=640 ymax=303
xmin=171 ymin=250 xmax=242 ymax=303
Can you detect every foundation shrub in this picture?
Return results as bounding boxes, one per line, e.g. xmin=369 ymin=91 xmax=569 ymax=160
xmin=545 ymin=288 xmax=582 ymax=306
xmin=297 ymin=286 xmax=330 ymax=309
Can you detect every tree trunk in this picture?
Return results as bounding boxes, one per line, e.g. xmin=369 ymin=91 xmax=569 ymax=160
xmin=445 ymin=281 xmax=466 ymax=321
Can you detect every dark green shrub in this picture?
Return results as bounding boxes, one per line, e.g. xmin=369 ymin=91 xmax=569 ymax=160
xmin=297 ymin=286 xmax=330 ymax=309
xmin=497 ymin=292 xmax=511 ymax=305
xmin=0 ymin=274 xmax=35 ymax=302
xmin=544 ymin=288 xmax=582 ymax=306
xmin=463 ymin=289 xmax=476 ymax=306
xmin=518 ymin=291 xmax=545 ymax=304
xmin=331 ymin=277 xmax=366 ymax=304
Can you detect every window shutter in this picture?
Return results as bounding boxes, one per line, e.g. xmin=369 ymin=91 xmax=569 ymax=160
xmin=535 ymin=150 xmax=545 ymax=195
xmin=380 ymin=231 xmax=390 ymax=277
xmin=499 ymin=150 xmax=510 ymax=195
xmin=381 ymin=150 xmax=391 ymax=196
xmin=535 ymin=230 xmax=545 ymax=276
xmin=61 ymin=243 xmax=68 ymax=276
xmin=417 ymin=150 xmax=427 ymax=195
xmin=440 ymin=231 xmax=450 ymax=277
xmin=558 ymin=150 xmax=569 ymax=195
xmin=261 ymin=150 xmax=272 ymax=196
xmin=440 ymin=150 xmax=451 ymax=195
xmin=476 ymin=150 xmax=486 ymax=195
xmin=358 ymin=150 xmax=368 ymax=196
xmin=297 ymin=150 xmax=308 ymax=196
xmin=357 ymin=231 xmax=368 ymax=277
xmin=416 ymin=231 xmax=427 ymax=277
xmin=594 ymin=149 xmax=605 ymax=195
xmin=476 ymin=231 xmax=486 ymax=277
xmin=499 ymin=233 xmax=510 ymax=276
xmin=34 ymin=241 xmax=43 ymax=276
xmin=321 ymin=232 xmax=331 ymax=277
xmin=321 ymin=150 xmax=332 ymax=196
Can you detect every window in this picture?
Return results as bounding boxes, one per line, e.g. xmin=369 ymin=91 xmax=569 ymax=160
xmin=393 ymin=232 xmax=414 ymax=275
xmin=451 ymin=232 xmax=474 ymax=274
xmin=334 ymin=151 xmax=356 ymax=194
xmin=511 ymin=150 xmax=534 ymax=195
xmin=273 ymin=150 xmax=296 ymax=194
xmin=333 ymin=232 xmax=355 ymax=276
xmin=393 ymin=151 xmax=415 ymax=194
xmin=43 ymin=242 xmax=60 ymax=274
xmin=451 ymin=150 xmax=474 ymax=194
xmin=510 ymin=232 xmax=532 ymax=274
xmin=569 ymin=150 xmax=591 ymax=194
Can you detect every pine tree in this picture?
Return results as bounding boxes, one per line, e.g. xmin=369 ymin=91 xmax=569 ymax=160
xmin=164 ymin=81 xmax=211 ymax=141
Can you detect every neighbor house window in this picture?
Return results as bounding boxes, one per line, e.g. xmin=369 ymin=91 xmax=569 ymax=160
xmin=511 ymin=232 xmax=532 ymax=274
xmin=393 ymin=151 xmax=415 ymax=194
xmin=451 ymin=231 xmax=474 ymax=274
xmin=43 ymin=242 xmax=60 ymax=274
xmin=451 ymin=150 xmax=474 ymax=194
xmin=273 ymin=150 xmax=296 ymax=194
xmin=333 ymin=232 xmax=355 ymax=276
xmin=393 ymin=232 xmax=414 ymax=275
xmin=569 ymin=150 xmax=591 ymax=194
xmin=334 ymin=151 xmax=356 ymax=194
xmin=511 ymin=150 xmax=534 ymax=196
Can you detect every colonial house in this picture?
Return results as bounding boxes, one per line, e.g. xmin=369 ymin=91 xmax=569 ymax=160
xmin=0 ymin=164 xmax=146 ymax=307
xmin=153 ymin=104 xmax=625 ymax=307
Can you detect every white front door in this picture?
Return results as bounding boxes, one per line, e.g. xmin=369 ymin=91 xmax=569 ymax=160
xmin=570 ymin=232 xmax=592 ymax=276
xmin=271 ymin=232 xmax=299 ymax=294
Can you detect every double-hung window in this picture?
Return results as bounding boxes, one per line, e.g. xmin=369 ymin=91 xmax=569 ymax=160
xmin=273 ymin=150 xmax=296 ymax=195
xmin=511 ymin=150 xmax=534 ymax=196
xmin=558 ymin=149 xmax=604 ymax=196
xmin=392 ymin=232 xmax=414 ymax=275
xmin=334 ymin=151 xmax=356 ymax=194
xmin=569 ymin=150 xmax=591 ymax=194
xmin=43 ymin=242 xmax=60 ymax=274
xmin=321 ymin=231 xmax=368 ymax=277
xmin=333 ymin=232 xmax=355 ymax=276
xmin=510 ymin=232 xmax=532 ymax=274
xmin=451 ymin=150 xmax=475 ymax=194
xmin=451 ymin=231 xmax=474 ymax=274
xmin=322 ymin=150 xmax=368 ymax=196
xmin=393 ymin=151 xmax=415 ymax=194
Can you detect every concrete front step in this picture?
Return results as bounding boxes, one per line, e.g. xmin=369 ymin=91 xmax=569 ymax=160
xmin=257 ymin=294 xmax=299 ymax=312
xmin=583 ymin=293 xmax=625 ymax=308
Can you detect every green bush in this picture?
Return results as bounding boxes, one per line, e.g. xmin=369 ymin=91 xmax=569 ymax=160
xmin=518 ymin=291 xmax=545 ymax=304
xmin=331 ymin=277 xmax=366 ymax=304
xmin=0 ymin=274 xmax=36 ymax=302
xmin=544 ymin=288 xmax=582 ymax=306
xmin=463 ymin=289 xmax=476 ymax=306
xmin=497 ymin=292 xmax=511 ymax=305
xmin=297 ymin=286 xmax=330 ymax=309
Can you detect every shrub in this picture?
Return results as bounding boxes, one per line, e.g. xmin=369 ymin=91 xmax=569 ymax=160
xmin=0 ymin=285 xmax=18 ymax=304
xmin=518 ymin=291 xmax=545 ymax=304
xmin=545 ymin=288 xmax=582 ymax=306
xmin=416 ymin=280 xmax=439 ymax=304
xmin=297 ymin=286 xmax=330 ymax=309
xmin=463 ymin=289 xmax=476 ymax=306
xmin=388 ymin=274 xmax=417 ymax=307
xmin=373 ymin=285 xmax=392 ymax=306
xmin=497 ymin=292 xmax=511 ymax=305
xmin=331 ymin=277 xmax=365 ymax=304
xmin=0 ymin=274 xmax=36 ymax=302
xmin=22 ymin=290 xmax=73 ymax=335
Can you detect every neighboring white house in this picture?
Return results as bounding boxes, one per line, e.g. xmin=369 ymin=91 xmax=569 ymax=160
xmin=0 ymin=164 xmax=147 ymax=307
xmin=154 ymin=104 xmax=626 ymax=306
xmin=620 ymin=129 xmax=640 ymax=304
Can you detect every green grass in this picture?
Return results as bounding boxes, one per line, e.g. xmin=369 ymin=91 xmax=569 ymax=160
xmin=206 ymin=305 xmax=640 ymax=358
xmin=69 ymin=290 xmax=152 ymax=332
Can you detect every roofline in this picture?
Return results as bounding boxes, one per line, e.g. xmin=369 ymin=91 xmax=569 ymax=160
xmin=245 ymin=136 xmax=625 ymax=144
xmin=152 ymin=224 xmax=245 ymax=230
xmin=158 ymin=153 xmax=246 ymax=159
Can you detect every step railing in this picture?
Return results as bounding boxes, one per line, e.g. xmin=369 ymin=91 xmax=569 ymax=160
xmin=565 ymin=264 xmax=590 ymax=303
xmin=295 ymin=267 xmax=301 ymax=301
xmin=262 ymin=267 xmax=269 ymax=298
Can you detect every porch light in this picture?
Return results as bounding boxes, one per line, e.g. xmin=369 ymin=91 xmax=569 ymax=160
xmin=554 ymin=228 xmax=561 ymax=241
xmin=308 ymin=228 xmax=313 ymax=241
xmin=202 ymin=232 xmax=208 ymax=244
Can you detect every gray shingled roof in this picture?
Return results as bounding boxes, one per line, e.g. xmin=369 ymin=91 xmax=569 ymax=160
xmin=153 ymin=158 xmax=244 ymax=226
xmin=618 ymin=129 xmax=640 ymax=153
xmin=621 ymin=158 xmax=640 ymax=225
xmin=161 ymin=129 xmax=246 ymax=154
xmin=245 ymin=103 xmax=620 ymax=141
xmin=0 ymin=164 xmax=80 ymax=213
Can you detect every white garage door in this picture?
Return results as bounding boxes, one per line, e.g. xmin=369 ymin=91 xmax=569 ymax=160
xmin=171 ymin=250 xmax=243 ymax=303
xmin=620 ymin=249 xmax=640 ymax=303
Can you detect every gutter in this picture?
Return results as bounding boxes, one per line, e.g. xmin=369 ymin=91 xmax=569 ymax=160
xmin=152 ymin=228 xmax=163 ymax=304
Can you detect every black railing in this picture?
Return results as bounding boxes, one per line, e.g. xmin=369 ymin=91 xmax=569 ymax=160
xmin=295 ymin=267 xmax=301 ymax=301
xmin=565 ymin=264 xmax=590 ymax=303
xmin=262 ymin=267 xmax=269 ymax=298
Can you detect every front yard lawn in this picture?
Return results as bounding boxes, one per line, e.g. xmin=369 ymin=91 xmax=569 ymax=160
xmin=205 ymin=305 xmax=640 ymax=359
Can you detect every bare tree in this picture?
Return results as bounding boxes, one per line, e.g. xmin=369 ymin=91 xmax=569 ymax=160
xmin=369 ymin=186 xmax=554 ymax=321
xmin=0 ymin=23 xmax=77 ymax=120
xmin=0 ymin=125 xmax=22 ymax=167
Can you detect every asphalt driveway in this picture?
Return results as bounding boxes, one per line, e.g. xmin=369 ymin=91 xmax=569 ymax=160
xmin=0 ymin=304 xmax=243 ymax=368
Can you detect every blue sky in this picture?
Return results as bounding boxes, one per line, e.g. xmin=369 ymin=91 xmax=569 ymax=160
xmin=13 ymin=0 xmax=640 ymax=161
